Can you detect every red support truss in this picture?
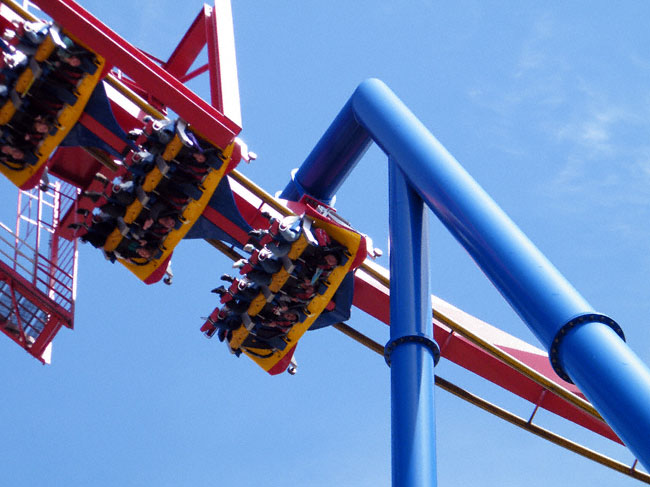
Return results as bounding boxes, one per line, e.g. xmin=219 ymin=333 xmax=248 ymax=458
xmin=37 ymin=0 xmax=241 ymax=148
xmin=162 ymin=0 xmax=241 ymax=126
xmin=0 ymin=183 xmax=78 ymax=363
xmin=0 ymin=0 xmax=244 ymax=359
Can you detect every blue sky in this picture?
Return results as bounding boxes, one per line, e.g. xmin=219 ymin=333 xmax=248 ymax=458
xmin=2 ymin=1 xmax=650 ymax=486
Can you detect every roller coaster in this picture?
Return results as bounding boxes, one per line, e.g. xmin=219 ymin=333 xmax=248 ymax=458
xmin=1 ymin=1 xmax=650 ymax=486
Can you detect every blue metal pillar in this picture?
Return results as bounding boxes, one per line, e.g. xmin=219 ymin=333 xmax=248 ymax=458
xmin=558 ymin=321 xmax=650 ymax=448
xmin=387 ymin=158 xmax=439 ymax=487
xmin=349 ymin=80 xmax=650 ymax=467
xmin=281 ymin=98 xmax=372 ymax=205
xmin=281 ymin=78 xmax=650 ymax=469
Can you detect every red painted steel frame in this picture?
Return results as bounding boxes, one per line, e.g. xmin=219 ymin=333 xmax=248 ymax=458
xmin=0 ymin=262 xmax=73 ymax=361
xmin=206 ymin=0 xmax=241 ymax=126
xmin=163 ymin=7 xmax=209 ymax=79
xmin=162 ymin=1 xmax=241 ymax=124
xmin=37 ymin=0 xmax=241 ymax=148
xmin=205 ymin=5 xmax=225 ymax=114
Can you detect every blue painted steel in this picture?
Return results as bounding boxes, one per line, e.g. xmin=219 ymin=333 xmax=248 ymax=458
xmin=548 ymin=313 xmax=624 ymax=382
xmin=558 ymin=321 xmax=650 ymax=464
xmin=280 ymin=99 xmax=373 ymax=204
xmin=352 ymin=79 xmax=597 ymax=349
xmin=285 ymin=77 xmax=650 ymax=470
xmin=283 ymin=79 xmax=595 ymax=348
xmin=388 ymin=159 xmax=437 ymax=487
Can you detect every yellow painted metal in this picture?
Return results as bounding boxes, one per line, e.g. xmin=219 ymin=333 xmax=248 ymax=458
xmin=228 ymin=326 xmax=247 ymax=352
xmin=235 ymin=216 xmax=363 ymax=373
xmin=0 ymin=14 xmax=106 ymax=188
xmin=118 ymin=142 xmax=236 ymax=282
xmin=246 ymin=293 xmax=268 ymax=317
xmin=227 ymin=233 xmax=311 ymax=353
xmin=123 ymin=199 xmax=144 ymax=224
xmin=161 ymin=135 xmax=183 ymax=161
xmin=105 ymin=74 xmax=166 ymax=120
xmin=12 ymin=37 xmax=56 ymax=96
xmin=268 ymin=267 xmax=291 ymax=293
xmin=102 ymin=229 xmax=123 ymax=254
xmin=103 ymin=133 xmax=183 ymax=253
xmin=1 ymin=0 xmax=37 ymax=21
xmin=140 ymin=168 xmax=164 ymax=194
xmin=0 ymin=98 xmax=18 ymax=125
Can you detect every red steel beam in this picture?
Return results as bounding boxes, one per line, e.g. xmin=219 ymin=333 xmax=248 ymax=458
xmin=163 ymin=6 xmax=207 ymax=79
xmin=180 ymin=64 xmax=209 ymax=83
xmin=205 ymin=4 xmax=223 ymax=114
xmin=37 ymin=0 xmax=241 ymax=148
xmin=0 ymin=262 xmax=73 ymax=328
xmin=78 ymin=112 xmax=130 ymax=154
xmin=0 ymin=262 xmax=73 ymax=362
xmin=201 ymin=204 xmax=250 ymax=244
xmin=206 ymin=0 xmax=241 ymax=126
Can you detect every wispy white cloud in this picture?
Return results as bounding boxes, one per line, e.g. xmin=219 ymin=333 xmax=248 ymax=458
xmin=462 ymin=10 xmax=650 ymax=258
xmin=468 ymin=12 xmax=650 ymax=199
xmin=553 ymin=104 xmax=623 ymax=158
xmin=515 ymin=14 xmax=557 ymax=77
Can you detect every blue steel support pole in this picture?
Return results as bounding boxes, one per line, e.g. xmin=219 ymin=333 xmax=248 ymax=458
xmin=387 ymin=158 xmax=439 ymax=487
xmin=280 ymin=99 xmax=373 ymax=205
xmin=350 ymin=80 xmax=650 ymax=467
xmin=281 ymin=78 xmax=650 ymax=469
xmin=558 ymin=322 xmax=650 ymax=448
